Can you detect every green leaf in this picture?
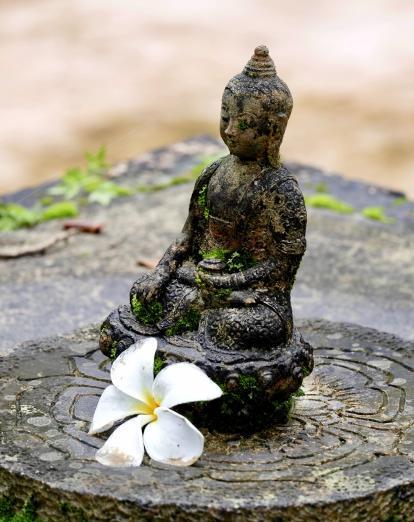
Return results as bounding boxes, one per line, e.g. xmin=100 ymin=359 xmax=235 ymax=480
xmin=41 ymin=201 xmax=78 ymax=221
xmin=304 ymin=194 xmax=354 ymax=214
xmin=361 ymin=206 xmax=395 ymax=224
xmin=87 ymin=181 xmax=132 ymax=206
xmin=85 ymin=145 xmax=107 ymax=175
xmin=0 ymin=203 xmax=40 ymax=231
xmin=48 ymin=167 xmax=84 ymax=199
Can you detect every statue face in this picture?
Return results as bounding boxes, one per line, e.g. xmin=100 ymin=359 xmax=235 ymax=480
xmin=220 ymin=89 xmax=271 ymax=161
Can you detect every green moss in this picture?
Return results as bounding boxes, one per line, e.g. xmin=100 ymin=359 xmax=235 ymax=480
xmin=237 ymin=119 xmax=249 ymax=131
xmin=361 ymin=206 xmax=395 ymax=224
xmin=0 ymin=497 xmax=13 ymax=520
xmin=199 ymin=248 xmax=256 ymax=273
xmin=238 ymin=374 xmax=258 ymax=391
xmin=154 ymin=356 xmax=166 ymax=376
xmin=272 ymin=396 xmax=294 ymax=419
xmin=109 ymin=341 xmax=118 ymax=361
xmin=194 ymin=270 xmax=203 ymax=287
xmin=293 ymin=387 xmax=305 ymax=397
xmin=197 ymin=184 xmax=210 ymax=219
xmin=131 ymin=295 xmax=164 ymax=325
xmin=226 ymin=250 xmax=256 ymax=272
xmin=204 ymin=288 xmax=232 ymax=308
xmin=59 ymin=501 xmax=88 ymax=522
xmin=165 ymin=308 xmax=201 ymax=336
xmin=302 ymin=366 xmax=311 ymax=378
xmin=304 ymin=194 xmax=354 ymax=214
xmin=201 ymin=375 xmax=294 ymax=432
xmin=177 ymin=372 xmax=301 ymax=433
xmin=200 ymin=247 xmax=229 ymax=262
xmin=0 ymin=496 xmax=42 ymax=522
xmin=41 ymin=201 xmax=78 ymax=221
xmin=197 ymin=184 xmax=207 ymax=207
xmin=384 ymin=515 xmax=408 ymax=522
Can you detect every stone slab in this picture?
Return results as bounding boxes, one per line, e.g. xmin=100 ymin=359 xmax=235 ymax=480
xmin=1 ymin=137 xmax=413 ymax=356
xmin=0 ymin=320 xmax=413 ymax=521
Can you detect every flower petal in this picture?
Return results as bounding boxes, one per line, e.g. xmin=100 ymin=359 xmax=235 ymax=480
xmin=143 ymin=407 xmax=204 ymax=466
xmin=96 ymin=414 xmax=153 ymax=467
xmin=111 ymin=337 xmax=157 ymax=404
xmin=153 ymin=362 xmax=222 ymax=408
xmin=89 ymin=384 xmax=151 ymax=435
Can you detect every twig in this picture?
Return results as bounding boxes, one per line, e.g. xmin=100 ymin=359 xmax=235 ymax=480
xmin=63 ymin=220 xmax=104 ymax=234
xmin=0 ymin=230 xmax=77 ymax=259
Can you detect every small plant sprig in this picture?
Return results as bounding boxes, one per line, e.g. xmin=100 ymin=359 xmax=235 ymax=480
xmin=0 ymin=201 xmax=78 ymax=232
xmin=48 ymin=146 xmax=132 ymax=206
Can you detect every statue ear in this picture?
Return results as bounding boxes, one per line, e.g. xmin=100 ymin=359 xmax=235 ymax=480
xmin=267 ymin=112 xmax=288 ymax=168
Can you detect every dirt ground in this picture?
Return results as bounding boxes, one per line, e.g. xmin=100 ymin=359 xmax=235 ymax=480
xmin=1 ymin=0 xmax=413 ymax=197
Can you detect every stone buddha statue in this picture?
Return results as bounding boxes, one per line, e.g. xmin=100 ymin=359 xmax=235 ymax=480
xmin=100 ymin=46 xmax=313 ymax=432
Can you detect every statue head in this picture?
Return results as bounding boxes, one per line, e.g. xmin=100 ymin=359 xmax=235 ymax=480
xmin=220 ymin=45 xmax=293 ymax=167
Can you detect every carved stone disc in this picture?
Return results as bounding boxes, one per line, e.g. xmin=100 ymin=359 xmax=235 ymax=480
xmin=1 ymin=320 xmax=413 ymax=521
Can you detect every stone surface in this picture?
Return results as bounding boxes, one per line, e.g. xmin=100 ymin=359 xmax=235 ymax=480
xmin=1 ymin=136 xmax=414 ymax=519
xmin=0 ymin=320 xmax=413 ymax=521
xmin=1 ymin=136 xmax=413 ymax=356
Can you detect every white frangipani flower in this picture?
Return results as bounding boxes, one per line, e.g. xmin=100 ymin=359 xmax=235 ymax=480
xmin=89 ymin=338 xmax=222 ymax=467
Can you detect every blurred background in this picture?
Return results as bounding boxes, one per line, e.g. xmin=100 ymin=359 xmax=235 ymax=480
xmin=1 ymin=0 xmax=413 ymax=197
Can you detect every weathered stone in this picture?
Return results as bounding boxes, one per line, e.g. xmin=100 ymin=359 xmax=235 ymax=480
xmin=1 ymin=134 xmax=413 ymax=519
xmin=1 ymin=137 xmax=413 ymax=357
xmin=101 ymin=47 xmax=316 ymax=429
xmin=0 ymin=320 xmax=413 ymax=520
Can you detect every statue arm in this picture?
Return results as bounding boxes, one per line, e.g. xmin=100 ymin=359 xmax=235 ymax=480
xmin=196 ymin=259 xmax=278 ymax=290
xmin=130 ymin=158 xmax=223 ymax=303
xmin=181 ymin=157 xmax=223 ymax=239
xmin=155 ymin=158 xmax=224 ymax=277
xmin=268 ymin=178 xmax=307 ymax=256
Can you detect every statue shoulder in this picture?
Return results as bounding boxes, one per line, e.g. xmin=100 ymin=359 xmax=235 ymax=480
xmin=193 ymin=155 xmax=227 ymax=193
xmin=263 ymin=164 xmax=301 ymax=194
xmin=263 ymin=165 xmax=304 ymax=210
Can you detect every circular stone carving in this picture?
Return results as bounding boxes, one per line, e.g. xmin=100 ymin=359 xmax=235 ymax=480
xmin=0 ymin=320 xmax=413 ymax=521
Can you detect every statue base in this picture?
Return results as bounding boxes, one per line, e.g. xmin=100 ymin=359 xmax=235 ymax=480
xmin=100 ymin=304 xmax=313 ymax=432
xmin=1 ymin=320 xmax=413 ymax=521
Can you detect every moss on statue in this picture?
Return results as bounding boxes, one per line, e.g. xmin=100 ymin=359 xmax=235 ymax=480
xmin=109 ymin=341 xmax=118 ymax=361
xmin=301 ymin=365 xmax=311 ymax=378
xmin=165 ymin=308 xmax=201 ymax=336
xmin=131 ymin=295 xmax=164 ymax=326
xmin=237 ymin=119 xmax=249 ymax=131
xmin=197 ymin=184 xmax=210 ymax=219
xmin=200 ymin=247 xmax=229 ymax=262
xmin=199 ymin=248 xmax=256 ymax=273
xmin=178 ymin=373 xmax=295 ymax=434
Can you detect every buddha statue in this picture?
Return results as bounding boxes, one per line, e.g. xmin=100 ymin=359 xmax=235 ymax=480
xmin=100 ymin=46 xmax=313 ymax=432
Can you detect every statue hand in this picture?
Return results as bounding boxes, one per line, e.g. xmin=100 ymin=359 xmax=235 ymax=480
xmin=227 ymin=290 xmax=256 ymax=306
xmin=196 ymin=270 xmax=226 ymax=289
xmin=176 ymin=264 xmax=197 ymax=285
xmin=130 ymin=270 xmax=169 ymax=304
